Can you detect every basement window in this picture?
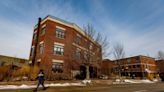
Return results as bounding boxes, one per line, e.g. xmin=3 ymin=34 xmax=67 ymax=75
xmin=52 ymin=63 xmax=63 ymax=73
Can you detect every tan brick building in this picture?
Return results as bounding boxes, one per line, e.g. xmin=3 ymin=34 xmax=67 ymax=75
xmin=0 ymin=55 xmax=28 ymax=67
xmin=113 ymin=55 xmax=157 ymax=79
xmin=29 ymin=15 xmax=102 ymax=79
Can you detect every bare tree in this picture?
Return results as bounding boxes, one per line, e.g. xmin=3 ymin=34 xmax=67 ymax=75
xmin=113 ymin=43 xmax=125 ymax=60
xmin=83 ymin=24 xmax=110 ymax=80
xmin=96 ymin=32 xmax=110 ymax=58
xmin=157 ymin=51 xmax=164 ymax=60
xmin=83 ymin=24 xmax=96 ymax=80
xmin=113 ymin=43 xmax=125 ymax=79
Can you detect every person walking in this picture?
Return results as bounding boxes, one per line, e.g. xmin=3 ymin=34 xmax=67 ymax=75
xmin=34 ymin=69 xmax=46 ymax=92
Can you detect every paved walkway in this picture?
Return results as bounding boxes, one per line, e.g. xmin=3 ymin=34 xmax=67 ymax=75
xmin=0 ymin=82 xmax=164 ymax=92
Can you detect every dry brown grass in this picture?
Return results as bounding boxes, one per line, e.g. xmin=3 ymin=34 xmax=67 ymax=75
xmin=0 ymin=66 xmax=10 ymax=81
xmin=29 ymin=66 xmax=39 ymax=80
xmin=12 ymin=65 xmax=30 ymax=77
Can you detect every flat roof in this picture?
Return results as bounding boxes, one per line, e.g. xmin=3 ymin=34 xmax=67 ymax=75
xmin=113 ymin=55 xmax=155 ymax=61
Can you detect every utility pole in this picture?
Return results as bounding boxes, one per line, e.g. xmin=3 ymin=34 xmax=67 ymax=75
xmin=32 ymin=17 xmax=42 ymax=66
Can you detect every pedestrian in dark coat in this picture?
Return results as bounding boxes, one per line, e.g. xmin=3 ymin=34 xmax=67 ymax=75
xmin=34 ymin=69 xmax=46 ymax=92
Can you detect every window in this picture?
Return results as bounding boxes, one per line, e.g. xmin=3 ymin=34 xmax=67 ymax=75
xmin=84 ymin=51 xmax=87 ymax=59
xmin=127 ymin=59 xmax=131 ymax=63
xmin=133 ymin=65 xmax=136 ymax=68
xmin=33 ymin=33 xmax=37 ymax=40
xmin=52 ymin=63 xmax=63 ymax=73
xmin=75 ymin=34 xmax=81 ymax=45
xmin=89 ymin=43 xmax=93 ymax=49
xmin=31 ymin=47 xmax=35 ymax=58
xmin=136 ymin=65 xmax=140 ymax=68
xmin=84 ymin=41 xmax=88 ymax=49
xmin=39 ymin=43 xmax=44 ymax=55
xmin=135 ymin=56 xmax=140 ymax=62
xmin=56 ymin=28 xmax=65 ymax=39
xmin=54 ymin=45 xmax=64 ymax=55
xmin=97 ymin=48 xmax=100 ymax=53
xmin=76 ymin=48 xmax=81 ymax=59
xmin=37 ymin=59 xmax=41 ymax=65
xmin=41 ymin=27 xmax=46 ymax=35
xmin=125 ymin=66 xmax=129 ymax=70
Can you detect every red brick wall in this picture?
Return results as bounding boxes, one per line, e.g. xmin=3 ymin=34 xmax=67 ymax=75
xmin=112 ymin=56 xmax=156 ymax=74
xmin=156 ymin=60 xmax=164 ymax=73
xmin=101 ymin=59 xmax=113 ymax=76
xmin=140 ymin=56 xmax=156 ymax=73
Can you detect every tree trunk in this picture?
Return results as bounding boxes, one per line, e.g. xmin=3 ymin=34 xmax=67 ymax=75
xmin=86 ymin=65 xmax=90 ymax=80
xmin=118 ymin=61 xmax=121 ymax=82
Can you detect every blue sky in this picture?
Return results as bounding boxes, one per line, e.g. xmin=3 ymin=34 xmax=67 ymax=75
xmin=0 ymin=0 xmax=164 ymax=59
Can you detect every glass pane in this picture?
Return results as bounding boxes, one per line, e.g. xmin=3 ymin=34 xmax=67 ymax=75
xmin=42 ymin=27 xmax=46 ymax=35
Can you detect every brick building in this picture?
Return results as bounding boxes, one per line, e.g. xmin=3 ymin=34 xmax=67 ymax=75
xmin=0 ymin=55 xmax=28 ymax=68
xmin=156 ymin=60 xmax=164 ymax=81
xmin=113 ymin=55 xmax=157 ymax=79
xmin=101 ymin=59 xmax=113 ymax=77
xmin=29 ymin=15 xmax=102 ymax=79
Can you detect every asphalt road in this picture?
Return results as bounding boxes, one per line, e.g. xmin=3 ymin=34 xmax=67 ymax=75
xmin=0 ymin=82 xmax=164 ymax=92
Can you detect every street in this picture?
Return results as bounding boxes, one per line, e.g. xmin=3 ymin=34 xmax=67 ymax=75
xmin=0 ymin=82 xmax=164 ymax=92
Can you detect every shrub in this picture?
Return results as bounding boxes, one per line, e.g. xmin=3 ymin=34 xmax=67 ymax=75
xmin=12 ymin=65 xmax=30 ymax=78
xmin=29 ymin=66 xmax=39 ymax=80
xmin=46 ymin=72 xmax=71 ymax=81
xmin=12 ymin=65 xmax=40 ymax=81
xmin=0 ymin=66 xmax=10 ymax=81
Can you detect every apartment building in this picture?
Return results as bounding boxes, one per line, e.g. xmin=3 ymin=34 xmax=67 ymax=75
xmin=113 ymin=55 xmax=157 ymax=79
xmin=29 ymin=15 xmax=102 ymax=79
